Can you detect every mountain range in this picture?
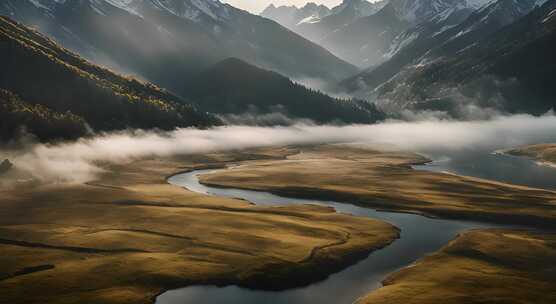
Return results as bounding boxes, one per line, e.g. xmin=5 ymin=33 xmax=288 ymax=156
xmin=261 ymin=2 xmax=332 ymax=31
xmin=0 ymin=0 xmax=356 ymax=98
xmin=262 ymin=0 xmax=389 ymax=66
xmin=339 ymin=0 xmax=555 ymax=118
xmin=294 ymin=0 xmax=387 ymax=43
xmin=261 ymin=0 xmax=493 ymax=68
xmin=339 ymin=0 xmax=540 ymax=94
xmin=262 ymin=0 xmax=554 ymax=118
xmin=0 ymin=11 xmax=380 ymax=142
xmin=1 ymin=0 xmax=555 ymax=141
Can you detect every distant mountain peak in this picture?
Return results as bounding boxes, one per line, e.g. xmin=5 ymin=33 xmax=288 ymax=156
xmin=105 ymin=0 xmax=232 ymax=22
xmin=331 ymin=0 xmax=387 ymax=17
xmin=387 ymin=0 xmax=469 ymax=23
xmin=302 ymin=2 xmax=322 ymax=9
xmin=382 ymin=0 xmax=497 ymax=24
xmin=261 ymin=1 xmax=332 ymax=28
xmin=466 ymin=0 xmax=496 ymax=9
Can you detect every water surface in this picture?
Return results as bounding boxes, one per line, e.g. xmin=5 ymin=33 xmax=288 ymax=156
xmin=158 ymin=169 xmax=506 ymax=304
xmin=414 ymin=151 xmax=556 ymax=190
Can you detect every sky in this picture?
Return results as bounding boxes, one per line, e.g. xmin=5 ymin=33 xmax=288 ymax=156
xmin=223 ymin=1 xmax=347 ymax=14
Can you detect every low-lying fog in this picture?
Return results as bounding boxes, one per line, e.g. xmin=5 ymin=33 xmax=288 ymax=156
xmin=2 ymin=114 xmax=556 ymax=183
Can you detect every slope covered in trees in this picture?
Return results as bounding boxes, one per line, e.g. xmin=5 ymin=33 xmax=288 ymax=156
xmin=0 ymin=16 xmax=216 ymax=142
xmin=0 ymin=89 xmax=87 ymax=141
xmin=188 ymin=58 xmax=385 ymax=124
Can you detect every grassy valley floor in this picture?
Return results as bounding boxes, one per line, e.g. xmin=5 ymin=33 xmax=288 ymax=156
xmin=358 ymin=229 xmax=556 ymax=304
xmin=503 ymin=144 xmax=556 ymax=168
xmin=201 ymin=145 xmax=556 ymax=227
xmin=0 ymin=147 xmax=398 ymax=304
xmin=197 ymin=144 xmax=556 ymax=304
xmin=2 ymin=144 xmax=556 ymax=304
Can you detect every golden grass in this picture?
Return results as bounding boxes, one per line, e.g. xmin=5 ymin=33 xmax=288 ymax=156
xmin=505 ymin=143 xmax=556 ymax=167
xmin=0 ymin=147 xmax=398 ymax=304
xmin=358 ymin=229 xmax=556 ymax=304
xmin=200 ymin=145 xmax=556 ymax=227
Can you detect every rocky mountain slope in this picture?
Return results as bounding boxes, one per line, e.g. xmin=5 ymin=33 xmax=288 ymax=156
xmin=261 ymin=0 xmax=389 ymax=67
xmin=261 ymin=2 xmax=332 ymax=30
xmin=340 ymin=0 xmax=541 ymax=97
xmin=321 ymin=0 xmax=493 ymax=67
xmin=368 ymin=0 xmax=555 ymax=117
xmin=296 ymin=0 xmax=388 ymax=43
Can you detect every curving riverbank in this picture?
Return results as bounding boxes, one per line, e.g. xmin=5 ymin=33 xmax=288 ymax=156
xmin=158 ymin=144 xmax=556 ymax=303
xmin=198 ymin=146 xmax=556 ymax=229
xmin=500 ymin=144 xmax=556 ymax=169
xmin=357 ymin=229 xmax=556 ymax=304
xmin=158 ymin=168 xmax=508 ymax=304
xmin=0 ymin=148 xmax=399 ymax=304
xmin=2 ymin=145 xmax=555 ymax=304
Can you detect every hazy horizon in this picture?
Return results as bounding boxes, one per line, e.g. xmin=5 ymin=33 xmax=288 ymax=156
xmin=223 ymin=0 xmax=379 ymax=14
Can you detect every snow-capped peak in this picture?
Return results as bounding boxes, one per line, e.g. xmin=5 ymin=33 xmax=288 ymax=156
xmin=389 ymin=0 xmax=494 ymax=24
xmin=465 ymin=0 xmax=495 ymax=9
xmin=331 ymin=0 xmax=387 ymax=18
xmin=474 ymin=0 xmax=547 ymax=21
xmin=103 ymin=0 xmax=143 ymax=16
xmin=26 ymin=0 xmax=69 ymax=11
xmin=109 ymin=0 xmax=231 ymax=22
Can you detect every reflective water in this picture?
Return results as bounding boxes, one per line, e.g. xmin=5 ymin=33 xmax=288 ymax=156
xmin=157 ymin=169 xmax=508 ymax=304
xmin=414 ymin=151 xmax=556 ymax=190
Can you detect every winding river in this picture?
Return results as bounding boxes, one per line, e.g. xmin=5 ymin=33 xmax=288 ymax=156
xmin=156 ymin=148 xmax=556 ymax=304
xmin=158 ymin=165 xmax=515 ymax=304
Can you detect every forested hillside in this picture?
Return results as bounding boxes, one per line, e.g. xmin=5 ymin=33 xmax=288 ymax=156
xmin=188 ymin=58 xmax=385 ymax=124
xmin=0 ymin=89 xmax=87 ymax=141
xmin=0 ymin=16 xmax=216 ymax=141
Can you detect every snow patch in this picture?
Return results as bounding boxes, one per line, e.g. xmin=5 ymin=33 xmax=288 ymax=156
xmin=104 ymin=0 xmax=143 ymax=17
xmin=543 ymin=8 xmax=556 ymax=23
xmin=465 ymin=0 xmax=495 ymax=9
xmin=29 ymin=0 xmax=51 ymax=11
xmin=90 ymin=0 xmax=107 ymax=16
xmin=144 ymin=0 xmax=231 ymax=22
xmin=297 ymin=14 xmax=322 ymax=25
xmin=432 ymin=24 xmax=457 ymax=37
xmin=384 ymin=31 xmax=419 ymax=59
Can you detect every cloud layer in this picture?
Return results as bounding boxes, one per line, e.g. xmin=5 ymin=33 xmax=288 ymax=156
xmin=8 ymin=114 xmax=556 ymax=183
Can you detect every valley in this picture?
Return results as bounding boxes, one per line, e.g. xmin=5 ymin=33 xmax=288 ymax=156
xmin=199 ymin=145 xmax=556 ymax=227
xmin=2 ymin=144 xmax=556 ymax=303
xmin=1 ymin=0 xmax=556 ymax=303
xmin=0 ymin=147 xmax=399 ymax=304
